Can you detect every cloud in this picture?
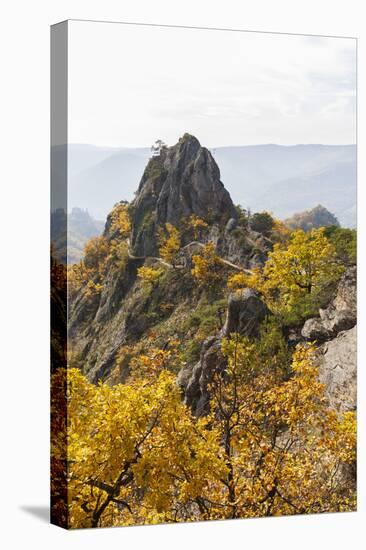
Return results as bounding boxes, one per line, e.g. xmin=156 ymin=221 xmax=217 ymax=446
xmin=68 ymin=21 xmax=356 ymax=147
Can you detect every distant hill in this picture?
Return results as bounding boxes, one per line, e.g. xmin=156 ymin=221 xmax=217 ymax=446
xmin=51 ymin=207 xmax=104 ymax=263
xmin=68 ymin=208 xmax=104 ymax=263
xmin=68 ymin=145 xmax=150 ymax=220
xmin=285 ymin=205 xmax=340 ymax=232
xmin=67 ymin=143 xmax=356 ymax=228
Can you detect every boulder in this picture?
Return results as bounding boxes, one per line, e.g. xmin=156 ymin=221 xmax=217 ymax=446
xmin=179 ymin=337 xmax=226 ymax=417
xmin=318 ymin=326 xmax=357 ymax=412
xmin=301 ymin=266 xmax=356 ymax=341
xmin=319 ymin=266 xmax=356 ymax=334
xmin=301 ymin=318 xmax=330 ymax=342
xmin=221 ymin=289 xmax=269 ymax=338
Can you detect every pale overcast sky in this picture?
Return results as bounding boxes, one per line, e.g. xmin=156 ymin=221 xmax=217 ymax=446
xmin=68 ymin=20 xmax=356 ymax=148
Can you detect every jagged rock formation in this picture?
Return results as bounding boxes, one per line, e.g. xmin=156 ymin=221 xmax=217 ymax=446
xmin=69 ymin=134 xmax=268 ymax=383
xmin=177 ymin=290 xmax=269 ymax=415
xmin=130 ymin=134 xmax=237 ymax=257
xmin=68 ymin=134 xmax=356 ymax=417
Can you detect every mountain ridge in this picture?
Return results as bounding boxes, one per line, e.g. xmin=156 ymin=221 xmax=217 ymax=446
xmin=67 ymin=142 xmax=356 ymax=227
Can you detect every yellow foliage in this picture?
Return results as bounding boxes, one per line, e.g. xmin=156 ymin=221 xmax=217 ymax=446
xmin=159 ymin=223 xmax=181 ymax=264
xmin=83 ymin=236 xmax=109 ymax=272
xmin=67 ymin=262 xmax=89 ymax=299
xmin=110 ymin=203 xmax=131 ymax=238
xmin=227 ymin=270 xmax=258 ymax=291
xmin=51 ymin=331 xmax=356 ymax=527
xmin=137 ymin=265 xmax=163 ymax=287
xmin=52 ymin=367 xmax=226 ymax=528
xmin=228 ymin=229 xmax=344 ymax=317
xmin=57 ymin=226 xmax=356 ymax=528
xmin=206 ymin=336 xmax=356 ymax=518
xmin=271 ymin=218 xmax=291 ymax=244
xmin=264 ymin=228 xmax=342 ymax=295
xmin=129 ymin=340 xmax=182 ymax=382
xmin=191 ymin=242 xmax=223 ymax=287
xmin=188 ymin=215 xmax=208 ymax=240
xmin=67 ymin=236 xmax=110 ymax=299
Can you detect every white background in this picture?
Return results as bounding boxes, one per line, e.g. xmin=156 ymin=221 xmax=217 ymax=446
xmin=0 ymin=1 xmax=365 ymax=549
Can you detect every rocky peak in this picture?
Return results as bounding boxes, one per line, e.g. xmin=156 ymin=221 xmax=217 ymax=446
xmin=130 ymin=134 xmax=237 ymax=256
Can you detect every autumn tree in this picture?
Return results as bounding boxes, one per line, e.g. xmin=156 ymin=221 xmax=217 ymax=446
xmin=137 ymin=265 xmax=163 ymax=289
xmin=265 ymin=228 xmax=342 ymax=294
xmin=191 ymin=242 xmax=223 ymax=290
xmin=271 ymin=218 xmax=291 ymax=244
xmin=51 ymin=329 xmax=356 ymax=527
xmin=206 ymin=328 xmax=356 ymax=518
xmin=83 ymin=236 xmax=109 ymax=273
xmin=52 ymin=367 xmax=226 ymax=528
xmin=228 ymin=229 xmax=344 ymax=322
xmin=187 ymin=215 xmax=208 ymax=241
xmin=129 ymin=340 xmax=182 ymax=383
xmin=110 ymin=202 xmax=131 ymax=238
xmin=67 ymin=236 xmax=110 ymax=299
xmin=158 ymin=223 xmax=181 ymax=265
xmin=227 ymin=271 xmax=252 ymax=292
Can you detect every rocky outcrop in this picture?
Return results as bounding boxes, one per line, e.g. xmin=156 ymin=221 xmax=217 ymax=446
xmin=179 ymin=336 xmax=226 ymax=416
xmin=317 ymin=326 xmax=357 ymax=412
xmin=177 ymin=290 xmax=269 ymax=415
xmin=130 ymin=134 xmax=237 ymax=257
xmin=302 ymin=266 xmax=356 ymax=341
xmin=221 ymin=290 xmax=269 ymax=338
xmin=300 ymin=266 xmax=357 ymax=412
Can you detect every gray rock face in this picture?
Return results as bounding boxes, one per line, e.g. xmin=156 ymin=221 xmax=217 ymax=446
xmin=301 ymin=266 xmax=356 ymax=341
xmin=300 ymin=266 xmax=357 ymax=412
xmin=130 ymin=134 xmax=237 ymax=256
xmin=319 ymin=266 xmax=356 ymax=334
xmin=177 ymin=290 xmax=268 ymax=415
xmin=302 ymin=318 xmax=331 ymax=342
xmin=180 ymin=337 xmax=226 ymax=416
xmin=318 ymin=326 xmax=357 ymax=412
xmin=221 ymin=289 xmax=269 ymax=338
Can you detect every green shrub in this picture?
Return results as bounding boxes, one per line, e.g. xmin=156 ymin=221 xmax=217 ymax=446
xmin=324 ymin=226 xmax=356 ymax=265
xmin=250 ymin=211 xmax=275 ymax=235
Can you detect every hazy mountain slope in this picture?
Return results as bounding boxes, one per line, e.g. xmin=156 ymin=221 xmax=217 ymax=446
xmin=68 ymin=143 xmax=356 ymax=227
xmin=68 ymin=145 xmax=150 ymax=219
xmin=213 ymin=144 xmax=353 ymax=202
xmin=51 ymin=207 xmax=104 ymax=264
xmin=256 ymin=161 xmax=356 ymax=227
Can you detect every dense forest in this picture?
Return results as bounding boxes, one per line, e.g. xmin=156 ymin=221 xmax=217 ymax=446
xmin=51 ymin=134 xmax=357 ymax=528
